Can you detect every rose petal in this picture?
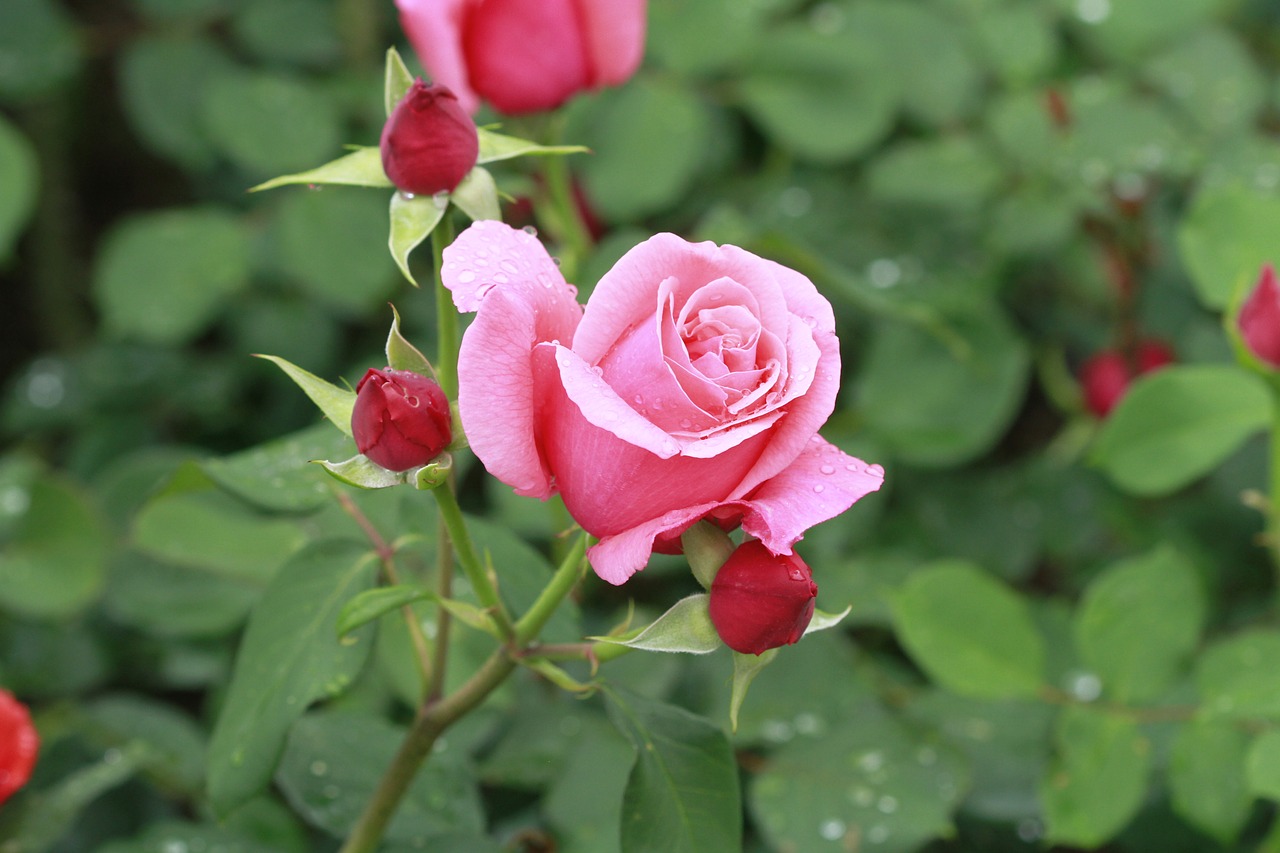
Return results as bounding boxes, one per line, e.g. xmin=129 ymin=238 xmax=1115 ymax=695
xmin=554 ymin=344 xmax=680 ymax=458
xmin=576 ymin=0 xmax=647 ymax=88
xmin=397 ymin=0 xmax=479 ymax=113
xmin=740 ymin=437 xmax=885 ymax=554
xmin=462 ymin=0 xmax=590 ymax=114
xmin=442 ymin=220 xmax=568 ymax=313
xmin=588 ymin=502 xmax=723 ymax=585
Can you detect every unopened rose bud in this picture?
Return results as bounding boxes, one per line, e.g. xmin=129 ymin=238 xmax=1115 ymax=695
xmin=0 ymin=689 xmax=38 ymax=806
xmin=708 ymin=541 xmax=818 ymax=656
xmin=1080 ymin=339 xmax=1175 ymax=418
xmin=380 ymin=80 xmax=479 ymax=195
xmin=1240 ymin=264 xmax=1280 ymax=369
xmin=352 ymin=368 xmax=452 ymax=471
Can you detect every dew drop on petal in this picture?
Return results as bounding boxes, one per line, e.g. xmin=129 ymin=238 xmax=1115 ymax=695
xmin=820 ymin=464 xmax=835 ymax=475
xmin=522 ymin=225 xmax=538 ymax=235
xmin=865 ymin=463 xmax=885 ymax=478
xmin=457 ymin=270 xmax=476 ymax=284
xmin=813 ymin=484 xmax=825 ymax=493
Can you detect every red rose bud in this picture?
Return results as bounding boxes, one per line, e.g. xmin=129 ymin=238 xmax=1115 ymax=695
xmin=708 ymin=541 xmax=818 ymax=656
xmin=380 ymin=80 xmax=479 ymax=195
xmin=1080 ymin=339 xmax=1175 ymax=418
xmin=1240 ymin=264 xmax=1280 ymax=369
xmin=0 ymin=690 xmax=38 ymax=805
xmin=352 ymin=368 xmax=452 ymax=471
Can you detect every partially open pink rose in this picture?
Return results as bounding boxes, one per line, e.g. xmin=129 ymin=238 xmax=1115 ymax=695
xmin=395 ymin=0 xmax=647 ymax=115
xmin=443 ymin=221 xmax=884 ymax=584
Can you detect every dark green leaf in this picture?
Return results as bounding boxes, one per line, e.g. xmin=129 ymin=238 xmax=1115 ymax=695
xmin=202 ymin=422 xmax=353 ymax=513
xmin=0 ymin=114 xmax=38 ymax=263
xmin=119 ymin=36 xmax=233 ymax=168
xmin=0 ymin=0 xmax=80 ymax=102
xmin=1246 ymin=730 xmax=1280 ymax=801
xmin=202 ymin=71 xmax=341 ymax=176
xmin=1197 ymin=629 xmax=1280 ymax=720
xmin=335 ymin=584 xmax=433 ymax=637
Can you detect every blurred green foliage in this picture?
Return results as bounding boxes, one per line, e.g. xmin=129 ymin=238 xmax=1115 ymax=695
xmin=3 ymin=0 xmax=1280 ymax=850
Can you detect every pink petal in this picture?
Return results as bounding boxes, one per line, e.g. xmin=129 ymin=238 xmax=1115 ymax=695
xmin=740 ymin=437 xmax=885 ymax=555
xmin=588 ymin=502 xmax=723 ymax=585
xmin=1241 ymin=263 xmax=1280 ymax=368
xmin=461 ymin=0 xmax=589 ymax=114
xmin=450 ymin=224 xmax=582 ymax=499
xmin=396 ymin=0 xmax=480 ymax=114
xmin=575 ymin=0 xmax=647 ymax=88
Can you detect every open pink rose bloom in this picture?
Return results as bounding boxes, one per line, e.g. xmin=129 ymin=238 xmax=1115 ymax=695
xmin=443 ymin=221 xmax=884 ymax=584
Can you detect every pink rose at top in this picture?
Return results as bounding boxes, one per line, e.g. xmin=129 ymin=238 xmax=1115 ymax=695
xmin=1239 ymin=264 xmax=1280 ymax=369
xmin=395 ymin=0 xmax=647 ymax=115
xmin=442 ymin=221 xmax=884 ymax=585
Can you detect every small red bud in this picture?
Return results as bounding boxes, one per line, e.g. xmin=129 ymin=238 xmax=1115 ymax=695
xmin=352 ymin=368 xmax=452 ymax=471
xmin=1080 ymin=339 xmax=1175 ymax=418
xmin=380 ymin=80 xmax=479 ymax=195
xmin=0 ymin=690 xmax=38 ymax=806
xmin=708 ymin=541 xmax=818 ymax=656
xmin=1240 ymin=264 xmax=1280 ymax=369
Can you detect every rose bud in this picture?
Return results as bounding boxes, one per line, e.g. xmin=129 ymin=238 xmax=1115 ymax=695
xmin=352 ymin=368 xmax=452 ymax=471
xmin=0 ymin=689 xmax=39 ymax=806
xmin=380 ymin=79 xmax=479 ymax=195
xmin=708 ymin=540 xmax=818 ymax=656
xmin=1080 ymin=339 xmax=1175 ymax=418
xmin=1239 ymin=264 xmax=1280 ymax=369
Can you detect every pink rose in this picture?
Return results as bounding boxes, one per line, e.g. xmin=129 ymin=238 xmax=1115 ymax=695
xmin=1239 ymin=263 xmax=1280 ymax=369
xmin=395 ymin=0 xmax=647 ymax=115
xmin=443 ymin=221 xmax=884 ymax=585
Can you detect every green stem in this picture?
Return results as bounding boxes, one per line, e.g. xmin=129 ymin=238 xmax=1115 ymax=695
xmin=537 ymin=122 xmax=592 ymax=282
xmin=339 ymin=650 xmax=517 ymax=853
xmin=426 ymin=510 xmax=454 ymax=703
xmin=1269 ymin=397 xmax=1280 ymax=585
xmin=515 ymin=533 xmax=588 ymax=644
xmin=431 ymin=485 xmax=514 ymax=641
xmin=433 ymin=215 xmax=459 ymax=399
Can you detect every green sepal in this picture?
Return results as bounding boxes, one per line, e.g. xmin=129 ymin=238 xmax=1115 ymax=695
xmin=451 ymin=166 xmax=501 ymax=222
xmin=249 ymin=147 xmax=392 ymax=193
xmin=413 ymin=454 xmax=452 ymax=490
xmin=591 ymin=593 xmax=721 ymax=654
xmin=318 ymin=453 xmax=452 ymax=490
xmin=336 ymin=584 xmax=434 ymax=637
xmin=437 ymin=595 xmax=502 ymax=638
xmin=729 ymin=648 xmax=779 ymax=732
xmin=389 ymin=190 xmax=449 ymax=286
xmin=384 ymin=46 xmax=415 ymax=117
xmin=256 ymin=354 xmax=355 ymax=436
xmin=681 ymin=521 xmax=734 ymax=590
xmin=521 ymin=658 xmax=596 ymax=693
xmin=804 ymin=605 xmax=852 ymax=636
xmin=384 ymin=305 xmax=434 ymax=376
xmin=477 ymin=127 xmax=589 ymax=165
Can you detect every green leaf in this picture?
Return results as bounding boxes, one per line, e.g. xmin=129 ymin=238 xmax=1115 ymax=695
xmin=250 ymin=147 xmax=392 ymax=192
xmin=98 ymin=821 xmax=278 ymax=853
xmin=388 ymin=190 xmax=449 ymax=286
xmin=1073 ymin=546 xmax=1205 ymax=703
xmin=1068 ymin=0 xmax=1224 ymax=58
xmin=729 ymin=649 xmax=778 ymax=732
xmin=543 ymin=720 xmax=633 ymax=852
xmin=891 ymin=560 xmax=1045 ymax=699
xmin=230 ymin=0 xmax=340 ymax=69
xmin=275 ymin=710 xmax=484 ymax=841
xmin=866 ymin=136 xmax=1003 ymax=210
xmin=1178 ymin=183 xmax=1280 ymax=309
xmin=336 ymin=585 xmax=433 ymax=637
xmin=859 ymin=302 xmax=1030 ymax=467
xmin=385 ymin=305 xmax=433 ymax=375
xmin=384 ymin=46 xmax=415 ymax=117
xmin=605 ymin=689 xmax=741 ymax=853
xmin=103 ymin=551 xmax=260 ymax=639
xmin=255 ymin=354 xmax=356 ymax=437
xmin=93 ymin=208 xmax=250 ymax=345
xmin=1170 ymin=721 xmax=1251 ymax=844
xmin=750 ymin=711 xmax=968 ymax=852
xmin=476 ymin=127 xmax=589 ymax=164
xmin=451 ymin=166 xmax=501 ymax=223
xmin=1143 ymin=28 xmax=1266 ymax=136
xmin=594 ymin=594 xmax=720 ymax=654
xmin=0 ymin=114 xmax=37 ymax=263
xmin=804 ymin=605 xmax=852 ymax=636
xmin=202 ymin=71 xmax=341 ymax=176
xmin=207 ymin=540 xmax=378 ymax=816
xmin=318 ymin=455 xmax=405 ymax=489
xmin=1040 ymin=707 xmax=1150 ymax=847
xmin=86 ymin=693 xmax=209 ymax=794
xmin=1196 ymin=629 xmax=1280 ymax=719
xmin=0 ymin=474 xmax=109 ymax=619
xmin=1092 ymin=364 xmax=1271 ymax=496
xmin=681 ymin=521 xmax=733 ymax=590
xmin=0 ymin=0 xmax=80 ymax=102
xmin=1247 ymin=730 xmax=1280 ymax=801
xmin=202 ymin=422 xmax=352 ymax=512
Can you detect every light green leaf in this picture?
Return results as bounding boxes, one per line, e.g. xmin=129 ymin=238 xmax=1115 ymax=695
xmin=1178 ymin=183 xmax=1280 ymax=309
xmin=1196 ymin=629 xmax=1280 ymax=719
xmin=891 ymin=560 xmax=1045 ymax=699
xmin=207 ymin=540 xmax=378 ymax=816
xmin=605 ymin=689 xmax=741 ymax=853
xmin=1073 ymin=546 xmax=1204 ymax=703
xmin=729 ymin=648 xmax=778 ymax=732
xmin=1170 ymin=721 xmax=1251 ymax=844
xmin=594 ymin=594 xmax=720 ymax=654
xmin=318 ymin=455 xmax=405 ymax=489
xmin=681 ymin=521 xmax=734 ymax=590
xmin=388 ymin=191 xmax=448 ymax=286
xmin=249 ymin=146 xmax=392 ymax=192
xmin=1246 ymin=730 xmax=1280 ymax=801
xmin=1040 ymin=707 xmax=1150 ymax=847
xmin=476 ymin=127 xmax=588 ymax=164
xmin=804 ymin=605 xmax=852 ymax=635
xmin=451 ymin=166 xmax=501 ymax=223
xmin=384 ymin=305 xmax=433 ymax=375
xmin=384 ymin=46 xmax=415 ymax=117
xmin=1092 ymin=364 xmax=1271 ymax=496
xmin=336 ymin=585 xmax=434 ymax=637
xmin=255 ymin=354 xmax=356 ymax=437
xmin=0 ymin=114 xmax=38 ymax=263
xmin=866 ymin=136 xmax=1003 ymax=210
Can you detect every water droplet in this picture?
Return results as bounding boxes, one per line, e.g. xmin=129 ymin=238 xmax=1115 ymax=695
xmin=492 ymin=273 xmax=508 ymax=284
xmin=432 ymin=190 xmax=450 ymax=208
xmin=501 ymin=260 xmax=519 ymax=274
xmin=865 ymin=463 xmax=885 ymax=479
xmin=522 ymin=225 xmax=538 ymax=236
xmin=877 ymin=795 xmax=899 ymax=814
xmin=813 ymin=484 xmax=825 ymax=493
xmin=802 ymin=315 xmax=817 ymax=328
xmin=762 ymin=719 xmax=794 ymax=743
xmin=794 ymin=712 xmax=823 ymax=735
xmin=867 ymin=258 xmax=901 ymax=289
xmin=0 ymin=487 xmax=29 ymax=517
xmin=398 ymin=190 xmax=415 ymax=200
xmin=779 ymin=186 xmax=812 ymax=218
xmin=1065 ymin=670 xmax=1103 ymax=702
xmin=680 ymin=418 xmax=692 ymax=429
xmin=26 ymin=360 xmax=66 ymax=409
xmin=818 ymin=818 xmax=846 ymax=841
xmin=819 ymin=464 xmax=835 ymax=475
xmin=652 ymin=398 xmax=664 ymax=410
xmin=457 ymin=270 xmax=476 ymax=284
xmin=1075 ymin=0 xmax=1110 ymax=23
xmin=857 ymin=751 xmax=884 ymax=772
xmin=633 ymin=395 xmax=644 ymax=405
xmin=310 ymin=761 xmax=328 ymax=776
xmin=845 ymin=461 xmax=861 ymax=473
